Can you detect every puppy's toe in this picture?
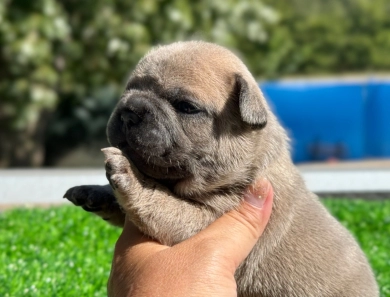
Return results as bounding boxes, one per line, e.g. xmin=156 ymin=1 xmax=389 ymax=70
xmin=101 ymin=147 xmax=123 ymax=159
xmin=110 ymin=173 xmax=132 ymax=194
xmin=64 ymin=186 xmax=90 ymax=206
xmin=63 ymin=185 xmax=109 ymax=209
xmin=105 ymin=155 xmax=130 ymax=176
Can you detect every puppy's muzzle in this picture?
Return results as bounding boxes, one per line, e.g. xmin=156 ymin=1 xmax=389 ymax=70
xmin=118 ymin=97 xmax=174 ymax=158
xmin=121 ymin=109 xmax=142 ymax=126
xmin=121 ymin=96 xmax=150 ymax=126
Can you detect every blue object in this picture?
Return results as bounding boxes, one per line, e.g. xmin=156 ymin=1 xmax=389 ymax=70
xmin=366 ymin=81 xmax=390 ymax=158
xmin=260 ymin=80 xmax=368 ymax=163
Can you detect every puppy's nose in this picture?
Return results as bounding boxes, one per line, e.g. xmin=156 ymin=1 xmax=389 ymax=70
xmin=121 ymin=109 xmax=142 ymax=125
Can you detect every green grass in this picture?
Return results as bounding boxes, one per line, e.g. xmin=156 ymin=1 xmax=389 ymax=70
xmin=0 ymin=207 xmax=121 ymax=297
xmin=322 ymin=199 xmax=390 ymax=296
xmin=1 ymin=199 xmax=389 ymax=297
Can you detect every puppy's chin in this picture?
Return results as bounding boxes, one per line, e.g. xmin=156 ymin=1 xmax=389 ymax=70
xmin=120 ymin=146 xmax=191 ymax=182
xmin=120 ymin=146 xmax=212 ymax=198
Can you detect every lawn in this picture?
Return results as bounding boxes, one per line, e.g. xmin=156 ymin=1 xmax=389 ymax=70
xmin=0 ymin=207 xmax=121 ymax=297
xmin=1 ymin=199 xmax=389 ymax=297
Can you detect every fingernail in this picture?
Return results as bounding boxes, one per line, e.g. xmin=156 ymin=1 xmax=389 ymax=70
xmin=243 ymin=178 xmax=271 ymax=209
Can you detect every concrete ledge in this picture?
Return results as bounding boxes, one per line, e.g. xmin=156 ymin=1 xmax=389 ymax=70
xmin=0 ymin=169 xmax=106 ymax=206
xmin=1 ymin=167 xmax=390 ymax=207
xmin=300 ymin=169 xmax=390 ymax=193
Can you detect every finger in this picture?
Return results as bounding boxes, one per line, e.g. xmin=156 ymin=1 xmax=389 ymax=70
xmin=184 ymin=178 xmax=273 ymax=272
xmin=113 ymin=217 xmax=168 ymax=267
xmin=109 ymin=218 xmax=168 ymax=297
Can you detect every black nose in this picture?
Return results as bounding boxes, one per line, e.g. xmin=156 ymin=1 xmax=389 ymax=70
xmin=121 ymin=109 xmax=142 ymax=125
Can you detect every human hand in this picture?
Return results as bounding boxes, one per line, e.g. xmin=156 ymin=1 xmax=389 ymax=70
xmin=107 ymin=178 xmax=273 ymax=297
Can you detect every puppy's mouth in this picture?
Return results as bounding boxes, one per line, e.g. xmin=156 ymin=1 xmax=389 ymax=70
xmin=118 ymin=143 xmax=191 ymax=184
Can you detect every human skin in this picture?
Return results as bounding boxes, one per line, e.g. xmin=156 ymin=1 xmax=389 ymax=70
xmin=107 ymin=178 xmax=273 ymax=297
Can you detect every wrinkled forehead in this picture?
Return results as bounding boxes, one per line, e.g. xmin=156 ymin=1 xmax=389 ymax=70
xmin=131 ymin=52 xmax=241 ymax=110
xmin=125 ymin=75 xmax=228 ymax=112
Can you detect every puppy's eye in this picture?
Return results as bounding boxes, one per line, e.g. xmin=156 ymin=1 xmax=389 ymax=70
xmin=174 ymin=101 xmax=201 ymax=114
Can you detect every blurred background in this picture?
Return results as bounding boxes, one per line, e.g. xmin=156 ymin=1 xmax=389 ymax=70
xmin=1 ymin=0 xmax=390 ymax=168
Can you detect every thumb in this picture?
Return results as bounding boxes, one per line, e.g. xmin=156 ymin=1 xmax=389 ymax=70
xmin=188 ymin=178 xmax=273 ymax=272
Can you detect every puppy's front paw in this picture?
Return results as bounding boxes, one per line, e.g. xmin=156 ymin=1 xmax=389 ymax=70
xmin=102 ymin=147 xmax=144 ymax=205
xmin=102 ymin=147 xmax=131 ymax=189
xmin=64 ymin=184 xmax=125 ymax=227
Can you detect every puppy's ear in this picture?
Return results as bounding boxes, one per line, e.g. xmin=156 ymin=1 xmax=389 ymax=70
xmin=235 ymin=74 xmax=267 ymax=128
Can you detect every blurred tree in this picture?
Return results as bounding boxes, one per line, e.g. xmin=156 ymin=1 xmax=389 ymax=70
xmin=0 ymin=0 xmax=278 ymax=167
xmin=0 ymin=0 xmax=69 ymax=166
xmin=261 ymin=0 xmax=390 ymax=76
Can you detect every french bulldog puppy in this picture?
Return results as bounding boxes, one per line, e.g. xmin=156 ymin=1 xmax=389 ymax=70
xmin=65 ymin=41 xmax=378 ymax=296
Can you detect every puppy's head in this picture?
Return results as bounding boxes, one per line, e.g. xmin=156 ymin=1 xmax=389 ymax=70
xmin=107 ymin=41 xmax=276 ymax=197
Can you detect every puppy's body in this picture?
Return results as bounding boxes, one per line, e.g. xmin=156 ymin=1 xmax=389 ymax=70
xmin=65 ymin=41 xmax=378 ymax=296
